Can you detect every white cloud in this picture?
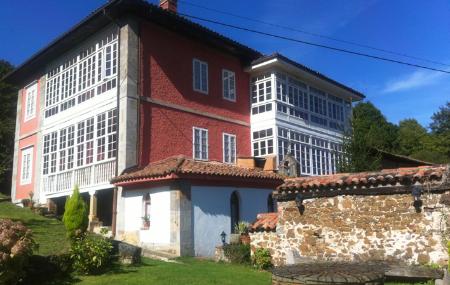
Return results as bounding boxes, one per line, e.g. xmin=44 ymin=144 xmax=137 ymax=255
xmin=382 ymin=70 xmax=444 ymax=93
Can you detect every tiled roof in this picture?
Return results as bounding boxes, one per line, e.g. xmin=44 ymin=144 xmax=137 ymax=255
xmin=249 ymin=213 xmax=278 ymax=232
xmin=111 ymin=155 xmax=284 ymax=184
xmin=278 ymin=165 xmax=448 ymax=193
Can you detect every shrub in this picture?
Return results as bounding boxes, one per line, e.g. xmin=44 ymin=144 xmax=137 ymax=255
xmin=223 ymin=243 xmax=250 ymax=264
xmin=0 ymin=219 xmax=36 ymax=285
xmin=252 ymin=248 xmax=272 ymax=270
xmin=63 ymin=186 xmax=88 ymax=239
xmin=234 ymin=221 xmax=250 ymax=235
xmin=22 ymin=254 xmax=72 ymax=285
xmin=70 ymin=234 xmax=112 ymax=275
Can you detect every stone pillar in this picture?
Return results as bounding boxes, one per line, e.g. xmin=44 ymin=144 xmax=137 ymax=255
xmin=115 ymin=16 xmax=139 ymax=239
xmin=35 ymin=75 xmax=46 ymax=204
xmin=11 ymin=89 xmax=22 ymax=204
xmin=170 ymin=180 xmax=193 ymax=256
xmin=88 ymin=191 xmax=100 ymax=230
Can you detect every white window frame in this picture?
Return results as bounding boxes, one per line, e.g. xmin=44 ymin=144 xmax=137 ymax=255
xmin=193 ymin=127 xmax=208 ymax=160
xmin=223 ymin=133 xmax=236 ymax=164
xmin=222 ymin=69 xmax=236 ymax=102
xmin=20 ymin=147 xmax=33 ymax=185
xmin=193 ymin=59 xmax=208 ymax=94
xmin=24 ymin=84 xmax=37 ymax=121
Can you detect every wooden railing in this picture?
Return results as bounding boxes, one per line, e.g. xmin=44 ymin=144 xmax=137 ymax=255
xmin=42 ymin=159 xmax=116 ymax=194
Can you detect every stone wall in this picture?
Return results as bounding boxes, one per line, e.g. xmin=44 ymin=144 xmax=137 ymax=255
xmin=250 ymin=192 xmax=450 ymax=266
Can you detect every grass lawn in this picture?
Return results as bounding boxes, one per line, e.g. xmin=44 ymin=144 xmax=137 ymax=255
xmin=0 ymin=199 xmax=70 ymax=255
xmin=0 ymin=200 xmax=271 ymax=285
xmin=77 ymin=258 xmax=271 ymax=285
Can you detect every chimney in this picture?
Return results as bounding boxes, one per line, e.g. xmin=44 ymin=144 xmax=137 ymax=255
xmin=159 ymin=0 xmax=177 ymax=13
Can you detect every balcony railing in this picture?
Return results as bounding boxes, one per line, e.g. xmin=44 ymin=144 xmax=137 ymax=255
xmin=42 ymin=159 xmax=116 ymax=194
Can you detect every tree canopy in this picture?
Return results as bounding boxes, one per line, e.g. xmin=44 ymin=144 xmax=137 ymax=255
xmin=0 ymin=60 xmax=17 ymax=192
xmin=341 ymin=101 xmax=449 ymax=172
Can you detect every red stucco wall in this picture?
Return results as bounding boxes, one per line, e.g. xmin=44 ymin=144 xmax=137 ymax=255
xmin=19 ymin=81 xmax=40 ymax=136
xmin=16 ymin=80 xmax=41 ymax=201
xmin=139 ymin=21 xmax=251 ymax=165
xmin=16 ymin=134 xmax=38 ymax=200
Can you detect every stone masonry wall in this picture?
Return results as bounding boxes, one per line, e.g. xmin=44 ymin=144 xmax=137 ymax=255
xmin=251 ymin=192 xmax=450 ymax=266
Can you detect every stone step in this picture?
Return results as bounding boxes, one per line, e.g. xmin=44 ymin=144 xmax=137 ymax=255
xmin=142 ymin=248 xmax=179 ymax=263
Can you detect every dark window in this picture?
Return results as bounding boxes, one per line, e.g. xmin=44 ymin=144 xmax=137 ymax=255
xmin=267 ymin=194 xmax=277 ymax=213
xmin=230 ymin=191 xmax=240 ymax=233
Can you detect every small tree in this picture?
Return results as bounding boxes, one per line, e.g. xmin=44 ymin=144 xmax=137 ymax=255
xmin=63 ymin=186 xmax=88 ymax=239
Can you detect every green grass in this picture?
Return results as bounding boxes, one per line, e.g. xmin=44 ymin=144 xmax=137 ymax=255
xmin=77 ymin=257 xmax=271 ymax=285
xmin=0 ymin=200 xmax=70 ymax=255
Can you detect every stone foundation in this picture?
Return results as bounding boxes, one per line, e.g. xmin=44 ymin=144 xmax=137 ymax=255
xmin=251 ymin=192 xmax=450 ymax=266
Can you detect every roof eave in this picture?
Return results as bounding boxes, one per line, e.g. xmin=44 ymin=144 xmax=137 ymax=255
xmin=3 ymin=0 xmax=261 ymax=85
xmin=250 ymin=54 xmax=365 ymax=101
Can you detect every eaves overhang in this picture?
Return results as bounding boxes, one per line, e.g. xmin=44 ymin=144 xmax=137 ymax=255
xmin=249 ymin=53 xmax=365 ymax=101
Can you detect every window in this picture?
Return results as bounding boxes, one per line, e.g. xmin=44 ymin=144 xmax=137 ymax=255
xmin=20 ymin=147 xmax=33 ymax=185
xmin=230 ymin=191 xmax=240 ymax=233
xmin=277 ymin=127 xmax=343 ymax=175
xmin=193 ymin=59 xmax=208 ymax=94
xmin=251 ymin=103 xmax=272 ymax=115
xmin=252 ymin=128 xmax=274 ymax=156
xmin=24 ymin=84 xmax=37 ymax=121
xmin=42 ymin=109 xmax=117 ymax=176
xmin=267 ymin=194 xmax=277 ymax=213
xmin=97 ymin=113 xmax=106 ymax=161
xmin=251 ymin=80 xmax=272 ymax=104
xmin=193 ymin=127 xmax=208 ymax=160
xmin=103 ymin=42 xmax=118 ymax=79
xmin=223 ymin=133 xmax=236 ymax=164
xmin=44 ymin=32 xmax=118 ymax=118
xmin=222 ymin=69 xmax=236 ymax=101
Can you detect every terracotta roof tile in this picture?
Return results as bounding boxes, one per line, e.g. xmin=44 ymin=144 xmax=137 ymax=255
xmin=249 ymin=213 xmax=278 ymax=232
xmin=278 ymin=165 xmax=448 ymax=192
xmin=111 ymin=155 xmax=284 ymax=184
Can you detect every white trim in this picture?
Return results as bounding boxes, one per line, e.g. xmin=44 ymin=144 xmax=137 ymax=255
xmin=192 ymin=58 xmax=208 ymax=94
xmin=222 ymin=133 xmax=237 ymax=164
xmin=222 ymin=69 xmax=236 ymax=102
xmin=20 ymin=147 xmax=34 ymax=185
xmin=192 ymin=127 xmax=208 ymax=161
xmin=24 ymin=83 xmax=37 ymax=122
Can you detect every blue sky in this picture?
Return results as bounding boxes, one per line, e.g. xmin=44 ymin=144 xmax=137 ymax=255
xmin=1 ymin=0 xmax=449 ymax=127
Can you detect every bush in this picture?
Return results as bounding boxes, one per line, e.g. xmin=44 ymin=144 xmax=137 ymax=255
xmin=63 ymin=186 xmax=88 ymax=239
xmin=0 ymin=219 xmax=36 ymax=285
xmin=70 ymin=234 xmax=112 ymax=275
xmin=252 ymin=248 xmax=272 ymax=270
xmin=223 ymin=243 xmax=250 ymax=264
xmin=22 ymin=254 xmax=72 ymax=285
xmin=234 ymin=221 xmax=250 ymax=235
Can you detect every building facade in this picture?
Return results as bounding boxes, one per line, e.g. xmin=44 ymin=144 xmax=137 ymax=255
xmin=5 ymin=0 xmax=363 ymax=246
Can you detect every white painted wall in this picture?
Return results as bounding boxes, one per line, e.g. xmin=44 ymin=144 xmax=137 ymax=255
xmin=123 ymin=186 xmax=171 ymax=246
xmin=191 ymin=186 xmax=274 ymax=257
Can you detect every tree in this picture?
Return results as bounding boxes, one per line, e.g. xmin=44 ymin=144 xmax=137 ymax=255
xmin=63 ymin=186 xmax=88 ymax=239
xmin=0 ymin=60 xmax=17 ymax=193
xmin=430 ymin=101 xmax=450 ymax=135
xmin=351 ymin=101 xmax=399 ymax=152
xmin=396 ymin=119 xmax=427 ymax=156
xmin=340 ymin=102 xmax=397 ymax=172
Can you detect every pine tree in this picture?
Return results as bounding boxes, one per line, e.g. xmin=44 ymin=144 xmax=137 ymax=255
xmin=63 ymin=185 xmax=88 ymax=239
